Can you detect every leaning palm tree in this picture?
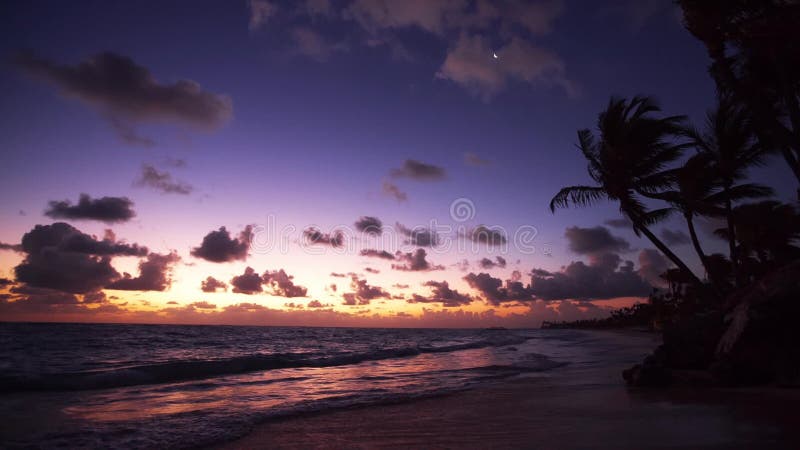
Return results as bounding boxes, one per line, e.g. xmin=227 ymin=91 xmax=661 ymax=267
xmin=550 ymin=96 xmax=703 ymax=288
xmin=682 ymin=98 xmax=773 ymax=286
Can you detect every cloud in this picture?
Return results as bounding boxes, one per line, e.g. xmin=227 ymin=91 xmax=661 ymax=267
xmin=0 ymin=242 xmax=23 ymax=252
xmin=191 ymin=226 xmax=253 ymax=263
xmin=106 ymin=251 xmax=180 ymax=291
xmin=365 ymin=267 xmax=380 ymax=274
xmin=15 ymin=51 xmax=232 ymax=141
xmin=342 ymin=274 xmax=389 ymax=305
xmin=409 ymin=280 xmax=472 ymax=307
xmin=330 ymin=272 xmax=348 ymax=278
xmin=13 ymin=223 xmax=149 ymax=294
xmin=382 ymin=181 xmax=408 ymax=202
xmin=307 ymin=299 xmax=332 ymax=308
xmin=392 ymin=248 xmax=444 ymax=271
xmin=396 ymin=222 xmax=439 ymax=247
xmin=303 ymin=227 xmax=344 ymax=247
xmin=135 ymin=164 xmax=194 ymax=195
xmin=660 ymin=229 xmax=690 ymax=246
xmin=230 ymin=267 xmax=264 ymax=295
xmin=604 ymin=218 xmax=631 ymax=229
xmin=479 ymin=256 xmax=507 ymax=269
xmin=437 ymin=34 xmax=576 ymax=100
xmin=390 ymin=159 xmax=446 ymax=181
xmin=189 ymin=301 xmax=217 ymax=310
xmin=360 ymin=249 xmax=395 ymax=260
xmin=564 ymin=226 xmax=630 ymax=256
xmin=248 ymin=0 xmax=277 ymax=31
xmin=262 ymin=269 xmax=308 ymax=297
xmin=529 ymin=252 xmax=652 ymax=300
xmin=637 ymin=249 xmax=670 ymax=287
xmin=345 ymin=0 xmax=466 ymax=35
xmin=355 ymin=216 xmax=383 ymax=235
xmin=469 ymin=225 xmax=507 ymax=246
xmin=464 ymin=272 xmax=535 ymax=305
xmin=201 ymin=276 xmax=228 ymax=293
xmin=291 ymin=27 xmax=349 ymax=61
xmin=464 ymin=152 xmax=490 ymax=166
xmin=44 ymin=194 xmax=135 ymax=223
xmin=229 ymin=267 xmax=307 ymax=297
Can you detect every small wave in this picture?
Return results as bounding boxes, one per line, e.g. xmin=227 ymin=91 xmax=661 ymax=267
xmin=1 ymin=335 xmax=530 ymax=392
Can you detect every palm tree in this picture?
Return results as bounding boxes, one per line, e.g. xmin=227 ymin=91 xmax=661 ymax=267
xmin=550 ymin=96 xmax=703 ymax=288
xmin=677 ymin=0 xmax=800 ymax=190
xmin=646 ymin=154 xmax=719 ymax=278
xmin=716 ymin=201 xmax=800 ymax=275
xmin=682 ymin=98 xmax=773 ymax=285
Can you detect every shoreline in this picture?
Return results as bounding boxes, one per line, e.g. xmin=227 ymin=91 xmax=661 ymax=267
xmin=216 ymin=330 xmax=800 ymax=449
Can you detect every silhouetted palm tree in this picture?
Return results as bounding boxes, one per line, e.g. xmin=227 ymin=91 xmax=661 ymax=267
xmin=678 ymin=0 xmax=800 ymax=191
xmin=550 ymin=96 xmax=703 ymax=287
xmin=681 ymin=98 xmax=773 ymax=285
xmin=716 ymin=201 xmax=800 ymax=276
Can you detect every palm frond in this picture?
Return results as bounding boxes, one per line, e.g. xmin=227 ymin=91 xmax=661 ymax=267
xmin=549 ymin=186 xmax=608 ymax=212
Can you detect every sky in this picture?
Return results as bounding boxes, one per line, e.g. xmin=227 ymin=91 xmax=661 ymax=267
xmin=0 ymin=0 xmax=796 ymax=327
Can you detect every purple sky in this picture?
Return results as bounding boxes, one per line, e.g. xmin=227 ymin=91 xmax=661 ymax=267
xmin=0 ymin=0 xmax=796 ymax=326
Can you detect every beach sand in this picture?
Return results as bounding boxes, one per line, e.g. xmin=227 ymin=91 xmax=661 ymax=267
xmin=219 ymin=332 xmax=800 ymax=449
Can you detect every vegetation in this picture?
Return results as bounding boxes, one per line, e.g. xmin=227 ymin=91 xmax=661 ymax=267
xmin=547 ymin=0 xmax=800 ymax=387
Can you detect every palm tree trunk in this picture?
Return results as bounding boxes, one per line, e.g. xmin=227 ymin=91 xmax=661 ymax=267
xmin=723 ymin=188 xmax=741 ymax=287
xmin=630 ymin=216 xmax=704 ymax=289
xmin=685 ymin=214 xmax=709 ymax=273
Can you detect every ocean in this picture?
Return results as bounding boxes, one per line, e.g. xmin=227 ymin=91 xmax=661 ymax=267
xmin=0 ymin=323 xmax=633 ymax=448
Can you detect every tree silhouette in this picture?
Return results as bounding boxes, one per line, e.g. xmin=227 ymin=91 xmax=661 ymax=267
xmin=550 ymin=96 xmax=703 ymax=287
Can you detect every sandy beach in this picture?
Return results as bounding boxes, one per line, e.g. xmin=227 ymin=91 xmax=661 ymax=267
xmin=220 ymin=331 xmax=800 ymax=449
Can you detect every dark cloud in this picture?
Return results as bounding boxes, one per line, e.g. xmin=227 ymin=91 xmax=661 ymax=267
xmin=354 ymin=216 xmax=383 ymax=235
xmin=479 ymin=256 xmax=507 ymax=269
xmin=464 ymin=272 xmax=535 ymax=305
xmin=229 ymin=267 xmax=307 ymax=297
xmin=409 ymin=280 xmax=472 ymax=307
xmin=393 ymin=283 xmax=409 ymax=289
xmin=365 ymin=267 xmax=380 ymax=274
xmin=0 ymin=278 xmax=16 ymax=286
xmin=529 ymin=252 xmax=652 ymax=300
xmin=230 ymin=267 xmax=264 ymax=295
xmin=637 ymin=249 xmax=670 ymax=287
xmin=14 ymin=51 xmax=232 ymax=141
xmin=0 ymin=242 xmax=24 ymax=252
xmin=464 ymin=152 xmax=490 ymax=167
xmin=396 ymin=222 xmax=438 ymax=247
xmin=360 ymin=248 xmax=395 ymax=260
xmin=342 ymin=274 xmax=389 ymax=305
xmin=564 ymin=226 xmax=630 ymax=256
xmin=469 ymin=225 xmax=507 ymax=246
xmin=392 ymin=248 xmax=444 ymax=272
xmin=106 ymin=251 xmax=180 ymax=291
xmin=660 ymin=229 xmax=690 ymax=246
xmin=382 ymin=181 xmax=408 ymax=202
xmin=201 ymin=276 xmax=228 ymax=293
xmin=330 ymin=272 xmax=348 ymax=278
xmin=13 ymin=223 xmax=150 ymax=294
xmin=21 ymin=223 xmax=147 ymax=257
xmin=307 ymin=300 xmax=333 ymax=308
xmin=604 ymin=218 xmax=631 ymax=229
xmin=191 ymin=226 xmax=253 ymax=263
xmin=135 ymin=164 xmax=194 ymax=195
xmin=390 ymin=159 xmax=445 ymax=181
xmin=263 ymin=269 xmax=308 ymax=297
xmin=303 ymin=227 xmax=344 ymax=247
xmin=45 ymin=194 xmax=135 ymax=223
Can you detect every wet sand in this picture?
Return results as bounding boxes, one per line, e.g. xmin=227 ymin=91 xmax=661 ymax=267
xmin=218 ymin=332 xmax=800 ymax=449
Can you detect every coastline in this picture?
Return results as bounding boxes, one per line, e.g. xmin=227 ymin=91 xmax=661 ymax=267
xmin=217 ymin=330 xmax=800 ymax=449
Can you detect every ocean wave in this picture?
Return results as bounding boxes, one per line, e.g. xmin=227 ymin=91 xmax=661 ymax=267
xmin=0 ymin=334 xmax=529 ymax=392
